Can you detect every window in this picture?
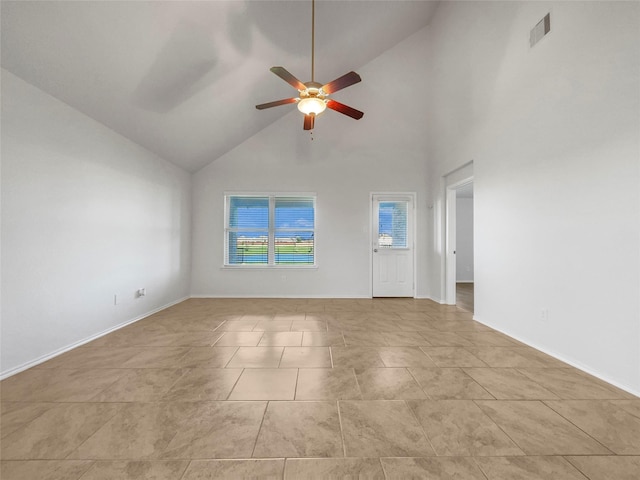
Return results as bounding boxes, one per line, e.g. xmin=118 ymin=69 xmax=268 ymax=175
xmin=378 ymin=201 xmax=408 ymax=248
xmin=225 ymin=194 xmax=315 ymax=266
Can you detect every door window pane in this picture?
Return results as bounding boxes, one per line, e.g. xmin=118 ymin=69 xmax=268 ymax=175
xmin=378 ymin=201 xmax=408 ymax=248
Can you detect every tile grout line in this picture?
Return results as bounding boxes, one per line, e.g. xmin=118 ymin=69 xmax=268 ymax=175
xmin=470 ymin=398 xmax=531 ymax=456
xmin=71 ymin=459 xmax=98 ymax=480
xmin=160 ymin=366 xmax=193 ymax=400
xmin=562 ymin=455 xmax=599 ymax=480
xmin=176 ymin=460 xmax=194 ymax=480
xmin=541 ymin=399 xmax=616 ymax=455
xmin=378 ymin=457 xmax=390 ymax=480
xmin=61 ymin=403 xmax=125 ymax=461
xmin=351 ymin=367 xmax=364 ymax=400
xmin=222 ymin=346 xmax=241 ymax=368
xmin=338 ymin=331 xmax=346 ymax=348
xmin=404 ymin=399 xmax=438 ymax=457
xmin=0 ymin=400 xmax=70 ymax=433
xmin=250 ymin=401 xmax=270 ymax=459
xmin=459 ymin=346 xmax=490 ymax=367
xmin=225 ymin=367 xmax=245 ymax=400
xmin=293 ymin=368 xmax=300 ymax=400
xmin=467 ymin=457 xmax=492 ymax=480
xmin=336 ymin=400 xmax=347 ymax=458
xmin=276 ymin=345 xmax=286 ymax=368
xmin=406 ymin=367 xmax=432 ymax=399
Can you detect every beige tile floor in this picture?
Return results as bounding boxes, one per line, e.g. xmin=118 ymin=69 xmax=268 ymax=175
xmin=1 ymin=298 xmax=639 ymax=479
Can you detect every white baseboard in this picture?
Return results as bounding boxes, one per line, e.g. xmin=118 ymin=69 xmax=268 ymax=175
xmin=473 ymin=315 xmax=640 ymax=398
xmin=189 ymin=294 xmax=372 ymax=299
xmin=0 ymin=296 xmax=190 ymax=380
xmin=192 ymin=292 xmax=453 ymax=304
xmin=192 ymin=295 xmax=436 ymax=300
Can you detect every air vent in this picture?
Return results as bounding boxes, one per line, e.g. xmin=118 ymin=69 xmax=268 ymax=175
xmin=530 ymin=13 xmax=551 ymax=48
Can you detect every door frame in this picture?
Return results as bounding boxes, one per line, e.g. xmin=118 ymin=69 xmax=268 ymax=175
xmin=442 ymin=162 xmax=474 ymax=305
xmin=370 ymin=192 xmax=417 ymax=298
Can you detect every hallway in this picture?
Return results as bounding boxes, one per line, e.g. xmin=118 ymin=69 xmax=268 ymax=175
xmin=456 ymin=283 xmax=474 ymax=313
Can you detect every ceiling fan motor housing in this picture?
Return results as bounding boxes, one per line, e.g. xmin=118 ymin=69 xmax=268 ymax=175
xmin=299 ymin=82 xmax=326 ymax=102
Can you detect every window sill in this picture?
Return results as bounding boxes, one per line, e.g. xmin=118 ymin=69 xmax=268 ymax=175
xmin=221 ymin=265 xmax=318 ymax=270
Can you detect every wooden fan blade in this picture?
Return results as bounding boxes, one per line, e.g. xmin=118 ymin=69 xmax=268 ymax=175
xmin=270 ymin=66 xmax=306 ymax=91
xmin=303 ymin=113 xmax=315 ymax=130
xmin=321 ymin=71 xmax=361 ymax=94
xmin=255 ymin=98 xmax=298 ymax=110
xmin=326 ymin=100 xmax=364 ymax=120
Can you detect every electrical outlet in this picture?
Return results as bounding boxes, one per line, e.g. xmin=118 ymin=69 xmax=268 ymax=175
xmin=137 ymin=288 xmax=146 ymax=298
xmin=540 ymin=308 xmax=549 ymax=322
xmin=114 ymin=294 xmax=119 ymax=305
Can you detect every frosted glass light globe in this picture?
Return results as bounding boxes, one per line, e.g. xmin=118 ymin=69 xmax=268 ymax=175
xmin=297 ymin=97 xmax=326 ymax=115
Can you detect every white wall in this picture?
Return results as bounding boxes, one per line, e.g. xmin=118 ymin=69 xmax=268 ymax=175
xmin=426 ymin=1 xmax=640 ymax=394
xmin=456 ymin=197 xmax=474 ymax=283
xmin=191 ymin=28 xmax=430 ymax=298
xmin=1 ymin=70 xmax=192 ymax=377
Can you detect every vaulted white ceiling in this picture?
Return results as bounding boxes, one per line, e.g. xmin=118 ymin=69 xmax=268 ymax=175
xmin=1 ymin=0 xmax=438 ymax=172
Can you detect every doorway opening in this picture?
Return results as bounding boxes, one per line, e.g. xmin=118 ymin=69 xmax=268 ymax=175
xmin=453 ymin=183 xmax=474 ymax=311
xmin=443 ymin=166 xmax=474 ymax=312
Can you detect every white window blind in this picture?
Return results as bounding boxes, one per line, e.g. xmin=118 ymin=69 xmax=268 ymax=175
xmin=274 ymin=197 xmax=315 ymax=265
xmin=225 ymin=194 xmax=316 ymax=266
xmin=226 ymin=196 xmax=269 ymax=265
xmin=378 ymin=201 xmax=408 ymax=248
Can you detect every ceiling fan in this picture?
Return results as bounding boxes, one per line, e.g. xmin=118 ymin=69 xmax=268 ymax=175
xmin=255 ymin=0 xmax=364 ymax=130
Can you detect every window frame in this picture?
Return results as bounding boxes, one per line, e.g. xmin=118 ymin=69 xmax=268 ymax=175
xmin=223 ymin=193 xmax=317 ymax=268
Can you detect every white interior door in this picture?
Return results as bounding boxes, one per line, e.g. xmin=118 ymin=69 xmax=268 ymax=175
xmin=372 ymin=194 xmax=414 ymax=297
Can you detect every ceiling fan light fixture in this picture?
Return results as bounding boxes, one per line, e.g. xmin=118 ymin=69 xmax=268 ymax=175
xmin=297 ymin=97 xmax=326 ymax=115
xmin=255 ymin=0 xmax=363 ymax=130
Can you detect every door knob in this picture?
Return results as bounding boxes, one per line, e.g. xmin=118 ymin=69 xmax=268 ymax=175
xmin=373 ymin=249 xmax=378 ymax=253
